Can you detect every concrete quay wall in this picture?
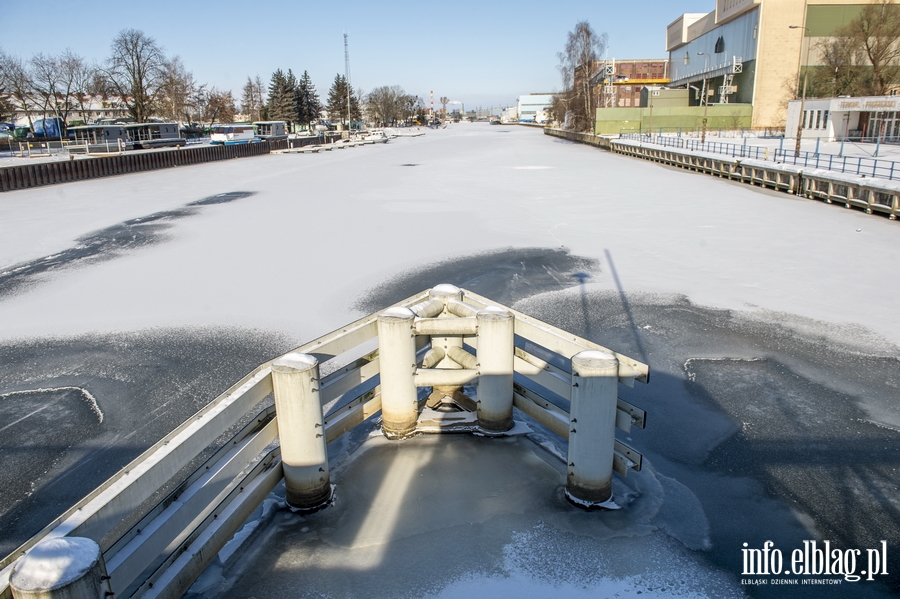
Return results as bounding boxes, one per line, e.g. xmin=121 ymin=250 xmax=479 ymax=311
xmin=544 ymin=128 xmax=900 ymax=222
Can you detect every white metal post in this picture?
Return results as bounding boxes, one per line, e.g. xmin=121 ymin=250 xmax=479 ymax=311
xmin=566 ymin=350 xmax=620 ymax=508
xmin=271 ymin=353 xmax=332 ymax=510
xmin=476 ymin=307 xmax=515 ymax=432
xmin=10 ymin=537 xmax=109 ymax=599
xmin=426 ymin=284 xmax=465 ymax=402
xmin=377 ymin=307 xmax=419 ymax=438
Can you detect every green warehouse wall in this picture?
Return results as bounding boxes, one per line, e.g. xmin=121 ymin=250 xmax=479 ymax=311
xmin=595 ymin=104 xmax=753 ymax=135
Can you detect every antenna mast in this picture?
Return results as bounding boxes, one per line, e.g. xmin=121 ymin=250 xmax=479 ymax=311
xmin=344 ymin=33 xmax=352 ymax=129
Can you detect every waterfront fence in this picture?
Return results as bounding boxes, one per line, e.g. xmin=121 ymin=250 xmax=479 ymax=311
xmin=619 ymin=133 xmax=899 ymax=182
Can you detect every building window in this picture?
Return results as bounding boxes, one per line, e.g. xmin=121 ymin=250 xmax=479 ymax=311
xmin=815 ymin=110 xmax=821 ymax=129
xmin=822 ymin=110 xmax=829 ymax=129
xmin=715 ymin=36 xmax=725 ymax=53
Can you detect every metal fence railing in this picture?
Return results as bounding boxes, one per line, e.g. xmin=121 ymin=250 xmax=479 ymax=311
xmin=774 ymin=151 xmax=898 ymax=180
xmin=619 ymin=133 xmax=900 ymax=182
xmin=14 ymin=140 xmax=72 ymax=158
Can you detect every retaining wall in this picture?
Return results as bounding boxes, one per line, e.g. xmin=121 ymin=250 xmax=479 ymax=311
xmin=544 ymin=129 xmax=613 ymax=149
xmin=0 ymin=139 xmax=289 ymax=192
xmin=544 ymin=128 xmax=900 ymax=221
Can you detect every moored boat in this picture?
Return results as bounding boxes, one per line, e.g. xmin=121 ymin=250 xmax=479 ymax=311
xmin=210 ymin=124 xmax=257 ymax=145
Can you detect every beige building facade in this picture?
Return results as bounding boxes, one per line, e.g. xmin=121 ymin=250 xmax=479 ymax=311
xmin=666 ymin=0 xmax=888 ymax=129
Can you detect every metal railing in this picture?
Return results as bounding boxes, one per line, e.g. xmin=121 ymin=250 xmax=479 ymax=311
xmin=13 ymin=140 xmax=71 ymax=158
xmin=775 ymin=150 xmax=898 ymax=180
xmin=619 ymin=133 xmax=900 ymax=182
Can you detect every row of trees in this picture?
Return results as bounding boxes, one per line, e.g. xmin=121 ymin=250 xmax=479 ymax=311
xmin=248 ymin=69 xmax=423 ymax=129
xmin=260 ymin=69 xmax=325 ymax=130
xmin=0 ymin=29 xmax=237 ymax=131
xmin=1 ymin=28 xmax=429 ymax=134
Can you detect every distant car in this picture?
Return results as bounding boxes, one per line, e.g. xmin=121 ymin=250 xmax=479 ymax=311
xmin=490 ymin=118 xmax=501 ymax=125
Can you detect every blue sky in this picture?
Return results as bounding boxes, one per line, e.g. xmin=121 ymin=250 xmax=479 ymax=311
xmin=3 ymin=0 xmax=713 ymax=109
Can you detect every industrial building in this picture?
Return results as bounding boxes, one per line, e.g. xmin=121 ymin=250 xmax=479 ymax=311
xmin=593 ymin=59 xmax=671 ymax=108
xmin=666 ymin=0 xmax=899 ymax=129
xmin=516 ymin=93 xmax=553 ymax=123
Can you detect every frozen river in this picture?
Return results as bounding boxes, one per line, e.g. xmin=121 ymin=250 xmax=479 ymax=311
xmin=0 ymin=123 xmax=898 ymax=597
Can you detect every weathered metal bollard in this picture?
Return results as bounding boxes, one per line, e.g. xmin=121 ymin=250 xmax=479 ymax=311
xmin=427 ymin=284 xmax=464 ymax=399
xmin=566 ymin=350 xmax=620 ymax=508
xmin=271 ymin=353 xmax=332 ymax=510
xmin=10 ymin=537 xmax=109 ymax=599
xmin=476 ymin=307 xmax=515 ymax=431
xmin=377 ymin=307 xmax=419 ymax=439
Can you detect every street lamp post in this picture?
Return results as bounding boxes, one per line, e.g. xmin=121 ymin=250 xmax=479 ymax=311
xmin=790 ymin=25 xmax=810 ymax=157
xmin=697 ymin=51 xmax=712 ymax=145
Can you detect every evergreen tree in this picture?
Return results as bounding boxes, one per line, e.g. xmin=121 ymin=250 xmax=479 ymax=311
xmin=296 ymin=70 xmax=321 ymax=129
xmin=283 ymin=69 xmax=300 ymax=127
xmin=266 ymin=69 xmax=296 ymax=127
xmin=326 ymin=74 xmax=361 ymax=126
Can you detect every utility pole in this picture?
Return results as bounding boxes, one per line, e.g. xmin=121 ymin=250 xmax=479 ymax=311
xmin=344 ymin=33 xmax=352 ymax=130
xmin=790 ymin=19 xmax=810 ymax=157
xmin=697 ymin=51 xmax=711 ymax=145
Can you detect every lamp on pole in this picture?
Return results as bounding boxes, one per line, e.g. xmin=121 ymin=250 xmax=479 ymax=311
xmin=697 ymin=51 xmax=712 ymax=144
xmin=790 ymin=25 xmax=810 ymax=157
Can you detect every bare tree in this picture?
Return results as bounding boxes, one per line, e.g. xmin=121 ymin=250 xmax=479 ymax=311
xmin=29 ymin=50 xmax=88 ymax=133
xmin=557 ymin=21 xmax=607 ymax=132
xmin=29 ymin=53 xmax=61 ymax=124
xmin=199 ymin=87 xmax=236 ymax=127
xmin=0 ymin=94 xmax=13 ymax=122
xmin=805 ymin=2 xmax=900 ymax=98
xmin=439 ymin=95 xmax=449 ymax=117
xmin=158 ymin=56 xmax=198 ymax=123
xmin=102 ymin=29 xmax=167 ymax=122
xmin=241 ymin=75 xmax=265 ymax=122
xmin=68 ymin=57 xmax=98 ymax=124
xmin=400 ymin=94 xmax=419 ymax=124
xmin=841 ymin=1 xmax=900 ymax=95
xmin=366 ymin=85 xmax=406 ymax=126
xmin=0 ymin=51 xmax=35 ymax=129
xmin=809 ymin=36 xmax=867 ymax=98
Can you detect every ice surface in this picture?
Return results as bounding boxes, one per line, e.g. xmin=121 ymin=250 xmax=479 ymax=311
xmin=215 ymin=434 xmax=746 ymax=599
xmin=1 ymin=124 xmax=898 ymax=346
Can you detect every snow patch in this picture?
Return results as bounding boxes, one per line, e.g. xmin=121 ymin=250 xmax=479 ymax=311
xmin=0 ymin=387 xmax=104 ymax=424
xmin=11 ymin=537 xmax=99 ymax=592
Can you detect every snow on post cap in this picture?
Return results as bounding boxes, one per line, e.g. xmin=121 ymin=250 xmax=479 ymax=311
xmin=272 ymin=353 xmax=318 ymax=373
xmin=11 ymin=537 xmax=100 ymax=592
xmin=477 ymin=306 xmax=513 ymax=320
xmin=429 ymin=284 xmax=461 ymax=298
xmin=572 ymin=350 xmax=618 ymax=371
xmin=379 ymin=306 xmax=415 ymax=321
